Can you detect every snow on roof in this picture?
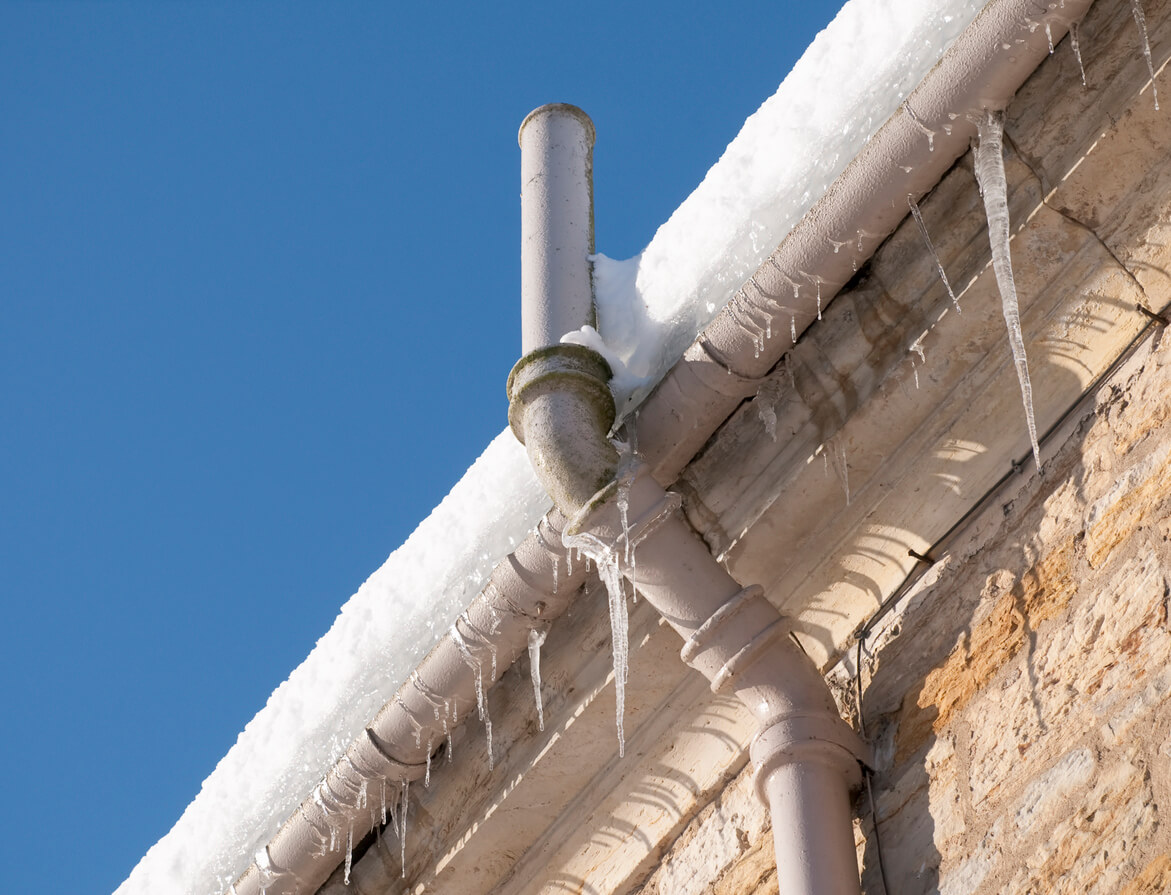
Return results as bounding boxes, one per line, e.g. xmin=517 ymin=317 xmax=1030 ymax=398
xmin=119 ymin=1 xmax=986 ymax=892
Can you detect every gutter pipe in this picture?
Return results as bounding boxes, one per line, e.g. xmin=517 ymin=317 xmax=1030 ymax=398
xmin=510 ymin=104 xmax=868 ymax=894
xmin=226 ymin=1 xmax=1094 ymax=891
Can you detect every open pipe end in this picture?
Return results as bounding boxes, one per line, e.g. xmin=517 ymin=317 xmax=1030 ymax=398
xmin=518 ymin=103 xmax=596 ymax=149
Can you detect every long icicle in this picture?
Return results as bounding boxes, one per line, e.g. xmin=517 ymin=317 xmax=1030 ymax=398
xmin=564 ymin=529 xmax=628 ymax=757
xmin=974 ymin=110 xmax=1042 ymax=467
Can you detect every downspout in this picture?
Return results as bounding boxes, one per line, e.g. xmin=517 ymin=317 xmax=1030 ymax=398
xmin=225 ymin=3 xmax=1095 ymax=891
xmin=508 ymin=104 xmax=869 ymax=894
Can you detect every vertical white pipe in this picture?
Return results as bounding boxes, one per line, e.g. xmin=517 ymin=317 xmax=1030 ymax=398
xmin=763 ymin=753 xmax=861 ymax=895
xmin=518 ymin=104 xmax=596 ymax=354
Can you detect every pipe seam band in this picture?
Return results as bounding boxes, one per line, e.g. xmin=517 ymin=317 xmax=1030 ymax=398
xmin=679 ymin=585 xmax=765 ymax=665
xmin=711 ymin=617 xmax=792 ymax=693
xmin=695 ymin=335 xmax=769 ymax=395
xmin=361 ymin=727 xmax=428 ymax=781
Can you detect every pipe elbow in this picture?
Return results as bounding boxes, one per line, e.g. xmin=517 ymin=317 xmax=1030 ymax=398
xmin=507 ymin=344 xmax=619 ymax=517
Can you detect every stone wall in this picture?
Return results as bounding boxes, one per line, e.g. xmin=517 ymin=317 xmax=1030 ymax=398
xmin=851 ymin=331 xmax=1171 ymax=895
xmin=637 ymin=330 xmax=1171 ymax=895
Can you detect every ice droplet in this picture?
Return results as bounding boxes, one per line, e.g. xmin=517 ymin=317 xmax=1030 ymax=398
xmin=974 ymin=110 xmax=1042 ymax=467
xmin=529 ymin=628 xmax=547 ymax=732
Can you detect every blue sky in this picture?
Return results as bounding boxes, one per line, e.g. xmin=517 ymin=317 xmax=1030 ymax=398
xmin=1 ymin=2 xmax=846 ymax=891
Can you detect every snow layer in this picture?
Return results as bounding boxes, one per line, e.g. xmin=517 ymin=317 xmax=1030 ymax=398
xmin=583 ymin=0 xmax=985 ymax=413
xmin=122 ymin=1 xmax=993 ymax=893
xmin=117 ymin=431 xmax=550 ymax=895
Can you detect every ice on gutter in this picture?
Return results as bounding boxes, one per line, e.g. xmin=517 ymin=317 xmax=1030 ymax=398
xmin=119 ymin=1 xmax=997 ymax=893
xmin=577 ymin=0 xmax=987 ymax=413
xmin=117 ymin=432 xmax=550 ymax=895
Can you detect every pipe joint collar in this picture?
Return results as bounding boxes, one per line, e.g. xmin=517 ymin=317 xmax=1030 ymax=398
xmin=358 ymin=727 xmax=429 ymax=783
xmin=507 ymin=344 xmax=615 ymax=445
xmin=750 ymin=712 xmax=870 ymax=805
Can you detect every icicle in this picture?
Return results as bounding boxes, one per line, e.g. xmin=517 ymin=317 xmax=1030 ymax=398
xmin=615 ymin=443 xmax=637 ymax=576
xmin=344 ymin=826 xmax=353 ymax=885
xmin=380 ymin=780 xmax=387 ymax=826
xmin=563 ymin=530 xmax=628 ymax=756
xmin=529 ymin=628 xmax=547 ymax=731
xmin=396 ymin=694 xmax=426 ymax=748
xmin=829 ymin=438 xmax=850 ymax=505
xmin=904 ymin=100 xmax=936 ymax=151
xmin=566 ymin=548 xmax=573 ymax=578
xmin=815 ymin=279 xmax=823 ymax=320
xmin=484 ymin=715 xmax=494 ymax=770
xmin=1070 ymin=21 xmax=1087 ymax=86
xmin=425 ymin=734 xmax=433 ymax=788
xmin=974 ymin=110 xmax=1042 ymax=466
xmin=908 ymin=195 xmax=961 ymax=312
xmin=552 ymin=555 xmax=559 ymax=595
xmin=459 ymin=611 xmax=498 ymax=682
xmin=450 ymin=625 xmax=493 ymax=770
xmin=790 ymin=315 xmax=797 ymax=344
xmin=358 ymin=779 xmax=368 ymax=810
xmin=1132 ymin=0 xmax=1160 ymax=110
xmin=912 ymin=360 xmax=921 ymax=390
xmin=1045 ymin=21 xmax=1054 ymax=54
xmin=444 ymin=717 xmax=453 ymax=763
xmin=400 ymin=780 xmax=409 ymax=879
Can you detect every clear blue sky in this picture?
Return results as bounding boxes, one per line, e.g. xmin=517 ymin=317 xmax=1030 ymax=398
xmin=1 ymin=3 xmax=845 ymax=891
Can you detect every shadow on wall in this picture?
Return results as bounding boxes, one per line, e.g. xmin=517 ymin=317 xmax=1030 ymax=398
xmin=852 ymin=337 xmax=1171 ymax=893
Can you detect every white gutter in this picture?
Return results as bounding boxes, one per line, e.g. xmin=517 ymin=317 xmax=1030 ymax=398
xmin=226 ymin=1 xmax=1095 ymax=891
xmin=635 ymin=0 xmax=1095 ymax=483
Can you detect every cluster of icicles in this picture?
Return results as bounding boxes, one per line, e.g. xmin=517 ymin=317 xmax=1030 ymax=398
xmin=751 ymin=3 xmax=1160 ymax=481
xmin=264 ymin=469 xmax=673 ymax=893
xmin=250 ymin=7 xmax=1164 ymax=891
